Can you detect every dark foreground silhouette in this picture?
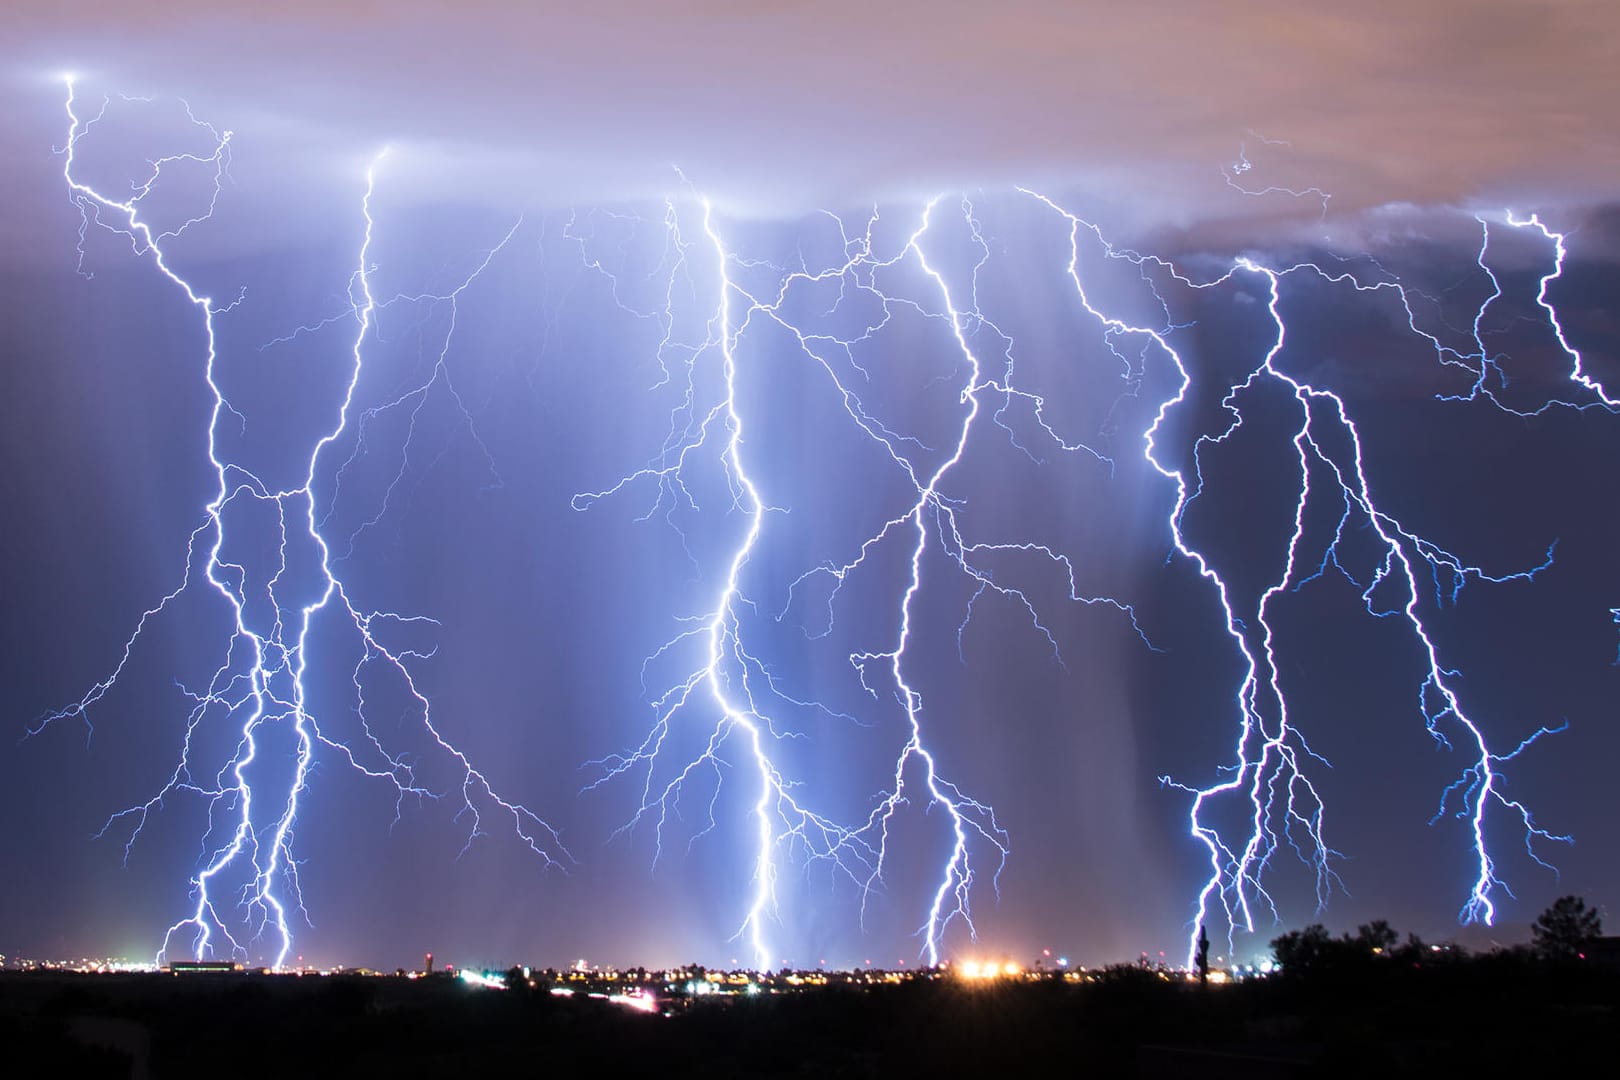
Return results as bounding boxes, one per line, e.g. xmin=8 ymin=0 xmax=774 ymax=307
xmin=5 ymin=954 xmax=1617 ymax=1077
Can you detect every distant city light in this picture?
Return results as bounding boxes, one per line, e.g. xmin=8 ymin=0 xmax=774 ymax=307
xmin=459 ymin=969 xmax=507 ymax=990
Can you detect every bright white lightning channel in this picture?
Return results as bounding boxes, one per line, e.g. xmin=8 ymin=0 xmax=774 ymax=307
xmin=1020 ymin=189 xmax=1588 ymax=964
xmin=41 ymin=81 xmax=566 ymax=969
xmin=580 ymin=194 xmax=1152 ymax=967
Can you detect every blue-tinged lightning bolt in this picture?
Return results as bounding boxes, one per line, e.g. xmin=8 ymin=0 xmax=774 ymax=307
xmin=1021 ymin=187 xmax=1590 ymax=964
xmin=38 ymin=80 xmax=566 ymax=969
xmin=1489 ymin=211 xmax=1620 ymax=664
xmin=578 ymin=196 xmax=878 ymax=971
xmin=1224 ymin=131 xmax=1331 ymax=222
xmin=839 ymin=198 xmax=1013 ymax=966
xmin=581 ymin=191 xmax=1156 ymax=966
xmin=1504 ymin=212 xmax=1616 ymax=409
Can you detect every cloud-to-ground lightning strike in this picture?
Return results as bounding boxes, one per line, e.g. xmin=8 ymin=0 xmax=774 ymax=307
xmin=38 ymin=81 xmax=565 ymax=968
xmin=1020 ymin=188 xmax=1597 ymax=964
xmin=576 ymin=197 xmax=874 ymax=971
xmin=579 ymin=194 xmax=1156 ymax=966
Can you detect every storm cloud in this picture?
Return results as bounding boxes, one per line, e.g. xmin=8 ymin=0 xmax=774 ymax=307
xmin=6 ymin=1 xmax=1618 ymax=223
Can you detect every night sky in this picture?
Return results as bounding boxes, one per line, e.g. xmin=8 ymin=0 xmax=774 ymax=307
xmin=2 ymin=4 xmax=1618 ymax=973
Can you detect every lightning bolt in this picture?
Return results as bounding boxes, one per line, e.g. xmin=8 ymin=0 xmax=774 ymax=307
xmin=1224 ymin=131 xmax=1332 ymax=221
xmin=1504 ymin=212 xmax=1616 ymax=409
xmin=580 ymin=191 xmax=1153 ymax=967
xmin=577 ymin=196 xmax=871 ymax=970
xmin=1021 ymin=187 xmax=1591 ymax=965
xmin=39 ymin=80 xmax=566 ymax=969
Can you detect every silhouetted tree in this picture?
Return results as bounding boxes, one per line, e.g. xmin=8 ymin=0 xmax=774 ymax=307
xmin=1270 ymin=924 xmax=1333 ymax=974
xmin=1390 ymin=932 xmax=1429 ymax=967
xmin=1533 ymin=895 xmax=1602 ymax=960
xmin=1352 ymin=920 xmax=1398 ymax=954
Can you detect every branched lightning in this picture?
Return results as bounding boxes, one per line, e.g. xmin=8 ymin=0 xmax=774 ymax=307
xmin=1020 ymin=187 xmax=1595 ymax=964
xmin=1225 ymin=132 xmax=1332 ymax=222
xmin=580 ymin=193 xmax=1154 ymax=966
xmin=577 ymin=197 xmax=872 ymax=971
xmin=39 ymin=81 xmax=565 ymax=968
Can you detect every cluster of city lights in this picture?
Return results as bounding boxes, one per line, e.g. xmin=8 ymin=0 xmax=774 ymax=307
xmin=0 ymin=956 xmax=162 ymax=974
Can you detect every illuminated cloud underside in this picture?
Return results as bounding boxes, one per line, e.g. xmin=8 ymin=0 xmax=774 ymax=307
xmin=5 ymin=2 xmax=1619 ymax=230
